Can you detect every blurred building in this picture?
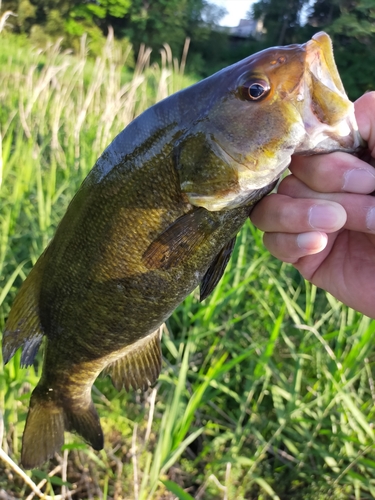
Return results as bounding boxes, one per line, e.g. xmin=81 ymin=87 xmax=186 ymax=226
xmin=228 ymin=18 xmax=264 ymax=39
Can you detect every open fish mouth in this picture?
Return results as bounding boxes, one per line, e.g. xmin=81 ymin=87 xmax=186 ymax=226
xmin=296 ymin=32 xmax=365 ymax=154
xmin=306 ymin=31 xmax=346 ymax=97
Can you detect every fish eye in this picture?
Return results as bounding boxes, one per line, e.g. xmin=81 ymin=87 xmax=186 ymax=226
xmin=239 ymin=79 xmax=270 ymax=101
xmin=248 ymin=83 xmax=267 ymax=99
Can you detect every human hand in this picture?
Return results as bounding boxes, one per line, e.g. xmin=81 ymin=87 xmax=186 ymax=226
xmin=250 ymin=92 xmax=375 ymax=318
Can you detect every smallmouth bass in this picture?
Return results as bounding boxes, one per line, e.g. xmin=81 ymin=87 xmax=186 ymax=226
xmin=2 ymin=32 xmax=364 ymax=468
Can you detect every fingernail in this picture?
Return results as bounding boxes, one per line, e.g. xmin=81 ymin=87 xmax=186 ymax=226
xmin=297 ymin=232 xmax=325 ymax=251
xmin=309 ymin=204 xmax=345 ymax=230
xmin=343 ymin=169 xmax=375 ymax=192
xmin=366 ymin=207 xmax=375 ymax=231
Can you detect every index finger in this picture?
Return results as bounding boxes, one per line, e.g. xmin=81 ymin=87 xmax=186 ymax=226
xmin=288 ymin=92 xmax=375 ymax=194
xmin=289 ymin=152 xmax=375 ymax=194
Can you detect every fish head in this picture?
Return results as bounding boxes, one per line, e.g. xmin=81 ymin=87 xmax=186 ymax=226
xmin=177 ymin=32 xmax=365 ymax=211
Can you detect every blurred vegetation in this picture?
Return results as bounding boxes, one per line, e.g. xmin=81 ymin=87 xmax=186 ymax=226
xmin=1 ymin=0 xmax=374 ymax=97
xmin=0 ymin=1 xmax=375 ymax=499
xmin=248 ymin=0 xmax=375 ymax=99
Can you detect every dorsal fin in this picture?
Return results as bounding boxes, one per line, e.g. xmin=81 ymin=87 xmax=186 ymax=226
xmin=3 ymin=251 xmax=48 ymax=367
xmin=104 ymin=327 xmax=162 ymax=392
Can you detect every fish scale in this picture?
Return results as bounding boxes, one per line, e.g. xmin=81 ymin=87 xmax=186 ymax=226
xmin=2 ymin=32 xmax=365 ymax=469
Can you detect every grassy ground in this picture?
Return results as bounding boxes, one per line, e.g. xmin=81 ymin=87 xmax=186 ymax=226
xmin=1 ymin=33 xmax=375 ymax=500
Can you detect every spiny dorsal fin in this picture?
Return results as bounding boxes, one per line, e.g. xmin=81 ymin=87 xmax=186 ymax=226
xmin=200 ymin=236 xmax=237 ymax=302
xmin=104 ymin=327 xmax=162 ymax=392
xmin=143 ymin=208 xmax=219 ymax=270
xmin=3 ymin=252 xmax=48 ymax=367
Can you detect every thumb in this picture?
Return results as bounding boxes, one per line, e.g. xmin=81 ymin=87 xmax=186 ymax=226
xmin=355 ymin=91 xmax=375 ymax=157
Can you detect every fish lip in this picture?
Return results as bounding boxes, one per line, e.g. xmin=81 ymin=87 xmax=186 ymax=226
xmin=295 ymin=31 xmax=366 ymax=153
xmin=294 ymin=142 xmax=366 ymax=157
xmin=304 ymin=32 xmax=346 ymax=96
xmin=302 ymin=31 xmax=347 ymax=106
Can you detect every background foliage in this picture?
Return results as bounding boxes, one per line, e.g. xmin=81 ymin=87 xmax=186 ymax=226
xmin=0 ymin=0 xmax=375 ymax=499
xmin=1 ymin=0 xmax=375 ymax=95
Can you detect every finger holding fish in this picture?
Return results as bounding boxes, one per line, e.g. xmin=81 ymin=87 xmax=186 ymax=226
xmin=279 ymin=175 xmax=375 ymax=232
xmin=255 ymin=182 xmax=375 ymax=318
xmin=251 ymin=175 xmax=375 ymax=263
xmin=289 ymin=151 xmax=375 ymax=194
xmin=262 ymin=231 xmax=329 ymax=263
xmin=251 ymin=192 xmax=347 ymax=234
xmin=252 ymin=189 xmax=346 ymax=263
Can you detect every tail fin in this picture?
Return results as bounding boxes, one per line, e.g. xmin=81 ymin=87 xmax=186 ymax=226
xmin=65 ymin=401 xmax=104 ymax=451
xmin=21 ymin=387 xmax=104 ymax=469
xmin=21 ymin=392 xmax=65 ymax=469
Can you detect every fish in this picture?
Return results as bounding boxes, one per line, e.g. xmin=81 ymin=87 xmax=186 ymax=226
xmin=2 ymin=32 xmax=364 ymax=469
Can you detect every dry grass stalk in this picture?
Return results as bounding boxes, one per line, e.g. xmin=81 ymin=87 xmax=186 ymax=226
xmin=0 ymin=11 xmax=16 ymax=34
xmin=0 ymin=130 xmax=2 ymax=189
xmin=0 ymin=447 xmax=62 ymax=500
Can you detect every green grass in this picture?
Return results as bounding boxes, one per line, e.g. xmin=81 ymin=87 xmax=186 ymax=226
xmin=1 ymin=33 xmax=375 ymax=500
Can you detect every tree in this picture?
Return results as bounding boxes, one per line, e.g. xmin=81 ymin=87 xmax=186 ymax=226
xmin=122 ymin=0 xmax=209 ymax=55
xmin=307 ymin=0 xmax=375 ymax=99
xmin=66 ymin=0 xmax=131 ymax=36
xmin=0 ymin=0 xmax=132 ymax=36
xmin=308 ymin=0 xmax=375 ymax=39
xmin=250 ymin=0 xmax=308 ymax=45
xmin=308 ymin=0 xmax=341 ymax=27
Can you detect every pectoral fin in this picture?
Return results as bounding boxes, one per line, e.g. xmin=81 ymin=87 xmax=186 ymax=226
xmin=200 ymin=236 xmax=236 ymax=302
xmin=143 ymin=208 xmax=219 ymax=270
xmin=104 ymin=327 xmax=162 ymax=392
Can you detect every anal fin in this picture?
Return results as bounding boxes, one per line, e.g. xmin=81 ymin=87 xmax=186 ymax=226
xmin=104 ymin=327 xmax=162 ymax=392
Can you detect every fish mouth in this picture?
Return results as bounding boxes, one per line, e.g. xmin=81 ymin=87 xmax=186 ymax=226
xmin=296 ymin=32 xmax=365 ymax=154
xmin=307 ymin=32 xmax=346 ymax=97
